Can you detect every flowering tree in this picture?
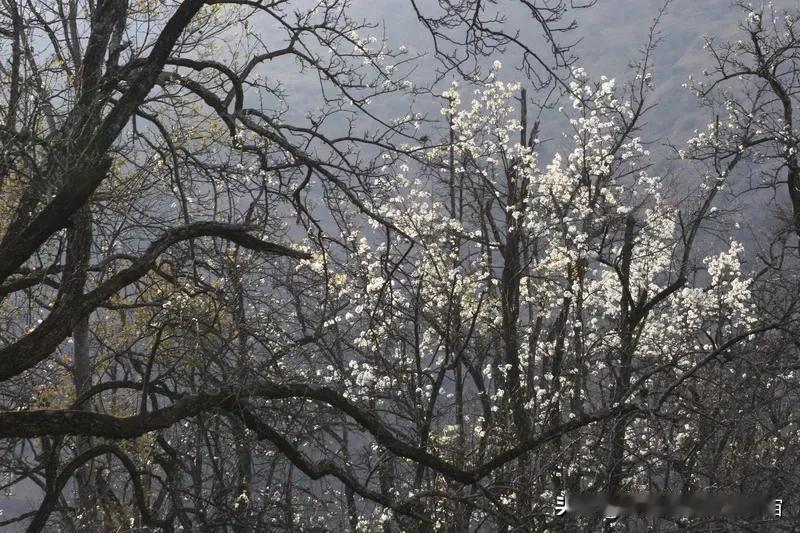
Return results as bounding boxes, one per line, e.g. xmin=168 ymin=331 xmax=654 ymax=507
xmin=0 ymin=0 xmax=798 ymax=531
xmin=291 ymin=55 xmax=774 ymax=529
xmin=689 ymin=1 xmax=800 ymax=242
xmin=667 ymin=4 xmax=800 ymax=528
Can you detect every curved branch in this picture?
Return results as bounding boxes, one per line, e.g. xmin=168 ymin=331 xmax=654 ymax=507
xmin=0 ymin=222 xmax=309 ymax=382
xmin=0 ymin=0 xmax=207 ymax=286
xmin=0 ymin=381 xmax=635 ymax=486
xmin=231 ymin=404 xmax=430 ymax=523
xmin=26 ymin=444 xmax=172 ymax=533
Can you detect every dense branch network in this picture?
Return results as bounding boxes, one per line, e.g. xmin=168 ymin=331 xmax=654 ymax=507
xmin=0 ymin=0 xmax=798 ymax=531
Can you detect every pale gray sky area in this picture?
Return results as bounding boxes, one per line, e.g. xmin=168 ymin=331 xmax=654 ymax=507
xmin=253 ymin=0 xmax=796 ymax=156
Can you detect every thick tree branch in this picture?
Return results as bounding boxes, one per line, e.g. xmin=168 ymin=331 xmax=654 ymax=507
xmin=0 ymin=222 xmax=309 ymax=382
xmin=0 ymin=0 xmax=206 ymax=285
xmin=0 ymin=381 xmax=635 ymax=486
